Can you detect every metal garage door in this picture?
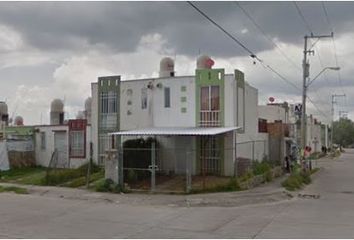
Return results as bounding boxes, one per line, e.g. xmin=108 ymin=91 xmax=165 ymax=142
xmin=54 ymin=132 xmax=68 ymax=168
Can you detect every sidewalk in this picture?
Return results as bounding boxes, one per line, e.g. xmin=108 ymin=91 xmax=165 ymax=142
xmin=0 ymin=173 xmax=292 ymax=208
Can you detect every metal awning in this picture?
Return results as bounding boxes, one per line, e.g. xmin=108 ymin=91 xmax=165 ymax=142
xmin=109 ymin=126 xmax=240 ymax=136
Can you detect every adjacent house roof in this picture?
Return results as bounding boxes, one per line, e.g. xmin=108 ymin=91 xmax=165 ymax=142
xmin=109 ymin=127 xmax=240 ymax=136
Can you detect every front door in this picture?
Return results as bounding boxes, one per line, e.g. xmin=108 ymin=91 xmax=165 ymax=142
xmin=54 ymin=132 xmax=68 ymax=168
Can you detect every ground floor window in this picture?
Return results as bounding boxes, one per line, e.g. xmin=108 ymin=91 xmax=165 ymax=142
xmin=70 ymin=130 xmax=85 ymax=158
xmin=200 ymin=136 xmax=221 ymax=175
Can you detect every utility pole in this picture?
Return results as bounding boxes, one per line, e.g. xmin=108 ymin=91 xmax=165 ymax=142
xmin=339 ymin=110 xmax=348 ymax=119
xmin=301 ymin=33 xmax=333 ymax=151
xmin=331 ymin=94 xmax=346 ymax=148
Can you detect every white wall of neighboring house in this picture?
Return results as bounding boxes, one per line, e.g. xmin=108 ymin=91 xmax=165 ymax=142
xmin=258 ymin=105 xmax=287 ymax=123
xmin=306 ymin=115 xmax=323 ymax=153
xmin=35 ymin=125 xmax=68 ymax=168
xmin=91 ymin=83 xmax=99 ymax=165
xmin=34 ymin=125 xmax=91 ymax=168
xmin=234 ymin=81 xmax=269 ymax=162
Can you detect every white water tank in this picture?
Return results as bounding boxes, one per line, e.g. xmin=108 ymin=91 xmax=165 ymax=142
xmin=197 ymin=55 xmax=214 ymax=69
xmin=159 ymin=57 xmax=175 ymax=77
xmin=0 ymin=102 xmax=8 ymax=115
xmin=50 ymin=99 xmax=64 ymax=125
xmin=14 ymin=116 xmax=24 ymax=126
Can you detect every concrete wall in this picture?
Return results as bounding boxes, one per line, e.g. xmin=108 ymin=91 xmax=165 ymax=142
xmin=91 ymin=83 xmax=99 ymax=165
xmin=35 ymin=125 xmax=68 ymax=168
xmin=120 ymin=76 xmax=196 ymax=130
xmin=34 ymin=125 xmax=91 ymax=168
xmin=258 ymin=105 xmax=287 ymax=123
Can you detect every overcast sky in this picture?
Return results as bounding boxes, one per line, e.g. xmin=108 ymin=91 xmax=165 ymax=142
xmin=0 ymin=1 xmax=353 ymax=125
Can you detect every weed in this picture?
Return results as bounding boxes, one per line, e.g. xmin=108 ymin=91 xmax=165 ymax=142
xmin=95 ymin=178 xmax=128 ymax=193
xmin=0 ymin=185 xmax=28 ymax=194
xmin=190 ymin=177 xmax=241 ymax=194
xmin=282 ymin=170 xmax=312 ymax=191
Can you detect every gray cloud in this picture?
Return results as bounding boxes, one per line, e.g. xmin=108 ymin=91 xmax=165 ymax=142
xmin=0 ymin=1 xmax=353 ymax=58
xmin=0 ymin=1 xmax=354 ymax=124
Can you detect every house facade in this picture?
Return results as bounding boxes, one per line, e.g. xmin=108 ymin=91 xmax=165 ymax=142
xmin=34 ymin=120 xmax=91 ymax=169
xmin=91 ymin=56 xmax=269 ymax=183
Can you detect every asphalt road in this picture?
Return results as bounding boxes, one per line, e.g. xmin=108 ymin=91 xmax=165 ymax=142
xmin=0 ymin=150 xmax=353 ymax=238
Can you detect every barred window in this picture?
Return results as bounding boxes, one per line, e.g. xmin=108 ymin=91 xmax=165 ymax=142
xmin=70 ymin=130 xmax=85 ymax=158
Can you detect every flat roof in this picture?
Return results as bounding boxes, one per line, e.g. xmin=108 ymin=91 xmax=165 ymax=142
xmin=109 ymin=127 xmax=240 ymax=136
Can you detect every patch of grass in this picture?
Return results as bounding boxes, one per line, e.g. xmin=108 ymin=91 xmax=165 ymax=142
xmin=310 ymin=168 xmax=320 ymax=174
xmin=282 ymin=170 xmax=312 ymax=191
xmin=251 ymin=160 xmax=273 ymax=182
xmin=189 ymin=177 xmax=241 ymax=194
xmin=0 ymin=185 xmax=28 ymax=194
xmin=43 ymin=163 xmax=101 ymax=186
xmin=64 ymin=170 xmax=104 ymax=188
xmin=238 ymin=171 xmax=254 ymax=182
xmin=252 ymin=161 xmax=272 ymax=176
xmin=95 ymin=178 xmax=128 ymax=193
xmin=0 ymin=167 xmax=46 ymax=183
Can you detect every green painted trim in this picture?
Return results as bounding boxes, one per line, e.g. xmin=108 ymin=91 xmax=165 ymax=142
xmin=97 ymin=76 xmax=121 ymax=162
xmin=235 ymin=69 xmax=244 ymax=88
xmin=195 ymin=69 xmax=225 ymax=127
xmin=5 ymin=126 xmax=34 ymax=136
xmin=235 ymin=69 xmax=245 ymax=133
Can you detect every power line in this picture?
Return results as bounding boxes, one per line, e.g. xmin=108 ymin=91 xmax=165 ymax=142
xmin=234 ymin=1 xmax=301 ymax=71
xmin=187 ymin=1 xmax=329 ymax=122
xmin=263 ymin=64 xmax=301 ymax=92
xmin=187 ymin=1 xmax=300 ymax=90
xmin=187 ymin=1 xmax=260 ymax=62
xmin=292 ymin=1 xmax=337 ymax=123
xmin=293 ymin=1 xmax=313 ymax=34
xmin=307 ymin=95 xmax=332 ymax=121
xmin=321 ymin=2 xmax=348 ymax=108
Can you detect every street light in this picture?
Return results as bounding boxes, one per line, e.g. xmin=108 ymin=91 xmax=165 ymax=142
xmin=300 ymin=66 xmax=340 ymax=153
xmin=307 ymin=67 xmax=341 ymax=87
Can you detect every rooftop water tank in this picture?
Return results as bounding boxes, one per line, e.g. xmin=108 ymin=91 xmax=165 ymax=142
xmin=197 ymin=55 xmax=214 ymax=69
xmin=159 ymin=57 xmax=175 ymax=77
xmin=0 ymin=102 xmax=8 ymax=115
xmin=50 ymin=99 xmax=64 ymax=125
xmin=14 ymin=116 xmax=24 ymax=126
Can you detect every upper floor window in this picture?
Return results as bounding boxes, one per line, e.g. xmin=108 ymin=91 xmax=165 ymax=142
xmin=100 ymin=91 xmax=117 ymax=113
xmin=164 ymin=87 xmax=170 ymax=108
xmin=200 ymin=85 xmax=220 ymax=127
xmin=70 ymin=130 xmax=85 ymax=158
xmin=201 ymin=86 xmax=220 ymax=111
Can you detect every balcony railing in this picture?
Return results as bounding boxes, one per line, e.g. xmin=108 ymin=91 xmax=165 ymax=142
xmin=199 ymin=110 xmax=221 ymax=127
